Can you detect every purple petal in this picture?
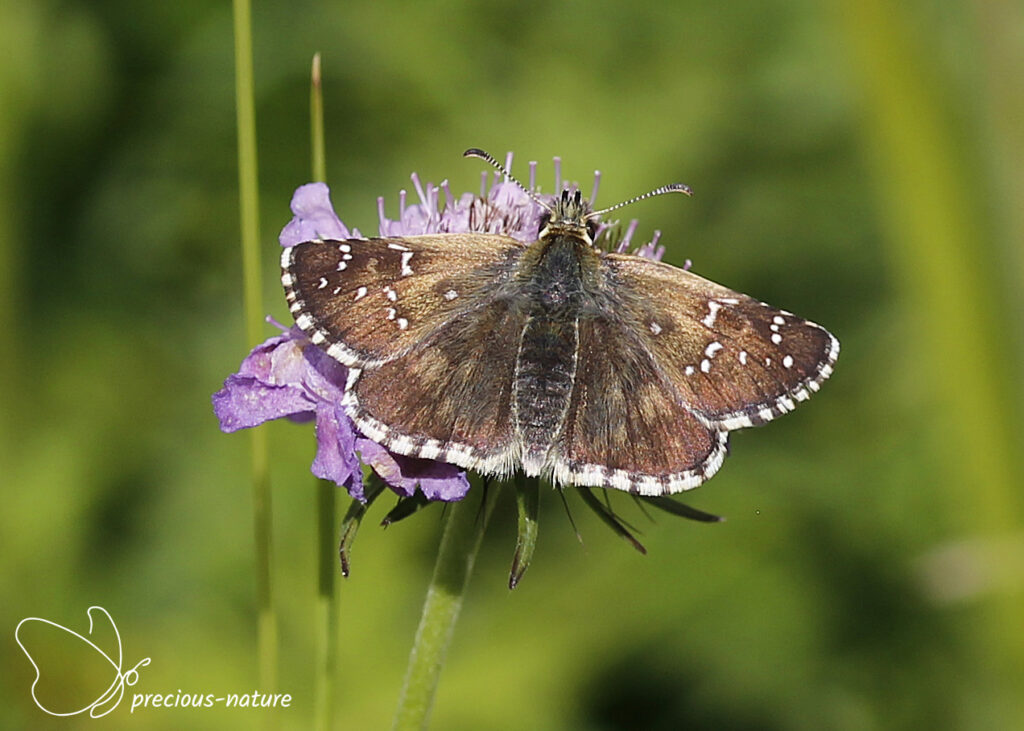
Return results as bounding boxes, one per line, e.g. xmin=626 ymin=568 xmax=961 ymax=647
xmin=279 ymin=183 xmax=351 ymax=247
xmin=415 ymin=464 xmax=473 ymax=501
xmin=298 ymin=341 xmax=349 ymax=403
xmin=357 ymin=439 xmax=471 ymax=502
xmin=212 ymin=375 xmax=314 ymax=432
xmin=312 ymin=402 xmax=364 ymax=500
xmin=488 ymin=180 xmax=530 ymax=210
xmin=239 ymin=330 xmax=309 ymax=384
xmin=399 ymin=202 xmax=433 ymax=234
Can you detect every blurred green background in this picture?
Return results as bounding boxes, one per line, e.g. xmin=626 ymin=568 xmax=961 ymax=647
xmin=2 ymin=0 xmax=1023 ymax=728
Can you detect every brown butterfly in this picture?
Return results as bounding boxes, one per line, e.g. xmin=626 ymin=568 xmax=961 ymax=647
xmin=281 ymin=149 xmax=839 ymax=495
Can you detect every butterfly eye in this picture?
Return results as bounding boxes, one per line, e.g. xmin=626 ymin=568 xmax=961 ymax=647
xmin=585 ymin=218 xmax=599 ymax=241
xmin=538 ymin=211 xmax=552 ymax=232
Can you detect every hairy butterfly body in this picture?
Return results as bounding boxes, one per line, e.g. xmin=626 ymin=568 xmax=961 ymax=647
xmin=281 ymin=149 xmax=839 ymax=495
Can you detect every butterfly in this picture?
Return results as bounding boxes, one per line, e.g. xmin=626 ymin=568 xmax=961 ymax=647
xmin=281 ymin=148 xmax=839 ymax=495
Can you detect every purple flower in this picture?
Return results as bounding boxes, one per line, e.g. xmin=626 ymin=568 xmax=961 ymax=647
xmin=213 ymin=155 xmax=666 ymax=504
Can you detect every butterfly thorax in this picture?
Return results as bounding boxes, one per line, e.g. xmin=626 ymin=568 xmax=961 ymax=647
xmin=516 ymin=235 xmax=596 ymax=314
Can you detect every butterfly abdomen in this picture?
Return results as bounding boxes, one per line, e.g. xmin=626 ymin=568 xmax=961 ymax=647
xmin=510 ymin=235 xmax=594 ymax=474
xmin=513 ymin=314 xmax=579 ymax=475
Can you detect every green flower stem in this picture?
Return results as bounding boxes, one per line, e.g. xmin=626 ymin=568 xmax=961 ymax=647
xmin=231 ymin=0 xmax=276 ymax=695
xmin=392 ymin=482 xmax=499 ymax=730
xmin=310 ymin=52 xmax=327 ymax=185
xmin=314 ymin=478 xmax=337 ymax=731
xmin=309 ymin=53 xmax=336 ymax=731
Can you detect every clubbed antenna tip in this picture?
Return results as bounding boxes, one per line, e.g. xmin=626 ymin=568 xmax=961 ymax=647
xmin=590 ymin=183 xmax=692 ymax=219
xmin=463 ymin=147 xmax=551 ymax=212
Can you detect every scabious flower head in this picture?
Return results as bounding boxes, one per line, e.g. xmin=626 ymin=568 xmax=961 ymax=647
xmin=213 ymin=156 xmax=668 ymax=505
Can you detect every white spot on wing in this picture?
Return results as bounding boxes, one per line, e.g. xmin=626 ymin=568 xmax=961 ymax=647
xmin=771 ymin=333 xmax=783 ymax=345
xmin=783 ymin=355 xmax=794 ymax=369
xmin=700 ymin=358 xmax=711 ymax=373
xmin=397 ymin=317 xmax=409 ymax=330
xmin=354 ymin=286 xmax=367 ymax=300
xmin=317 ymin=277 xmax=328 ymax=289
xmin=705 ymin=341 xmax=723 ymax=358
xmin=702 ymin=300 xmax=722 ymax=328
xmin=739 ymin=350 xmax=748 ymax=365
xmin=400 ymin=251 xmax=414 ymax=276
xmin=444 ymin=289 xmax=458 ymax=301
xmin=387 ymin=242 xmax=410 ymax=252
xmin=650 ymin=322 xmax=662 ymax=335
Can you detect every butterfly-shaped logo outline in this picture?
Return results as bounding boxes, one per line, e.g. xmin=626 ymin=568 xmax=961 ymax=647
xmin=15 ymin=605 xmax=151 ymax=718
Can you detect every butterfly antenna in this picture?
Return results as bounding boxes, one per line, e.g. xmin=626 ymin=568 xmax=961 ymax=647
xmin=476 ymin=476 xmax=492 ymax=525
xmin=589 ymin=182 xmax=693 ymax=219
xmin=463 ymin=148 xmax=553 ymax=212
xmin=557 ymin=486 xmax=584 ymax=545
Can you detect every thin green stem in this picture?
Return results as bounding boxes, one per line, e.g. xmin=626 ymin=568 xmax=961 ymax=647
xmin=232 ymin=0 xmax=276 ymax=696
xmin=314 ymin=478 xmax=337 ymax=731
xmin=310 ymin=52 xmax=327 ymax=184
xmin=392 ymin=482 xmax=499 ymax=730
xmin=309 ymin=53 xmax=336 ymax=731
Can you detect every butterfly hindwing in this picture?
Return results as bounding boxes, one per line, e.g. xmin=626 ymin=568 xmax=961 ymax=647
xmin=549 ymin=312 xmax=729 ymax=495
xmin=604 ymin=253 xmax=839 ymax=430
xmin=282 ymin=233 xmax=526 ymax=367
xmin=345 ymin=294 xmax=529 ymax=475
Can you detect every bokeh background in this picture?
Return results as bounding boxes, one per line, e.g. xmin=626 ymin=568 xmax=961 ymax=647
xmin=2 ymin=0 xmax=1023 ymax=728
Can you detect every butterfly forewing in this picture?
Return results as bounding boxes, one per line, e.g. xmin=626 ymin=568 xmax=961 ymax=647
xmin=282 ymin=233 xmax=526 ymax=367
xmin=604 ymin=253 xmax=839 ymax=430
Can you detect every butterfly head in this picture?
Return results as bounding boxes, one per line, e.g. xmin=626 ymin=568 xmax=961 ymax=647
xmin=538 ymin=188 xmax=599 ymax=246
